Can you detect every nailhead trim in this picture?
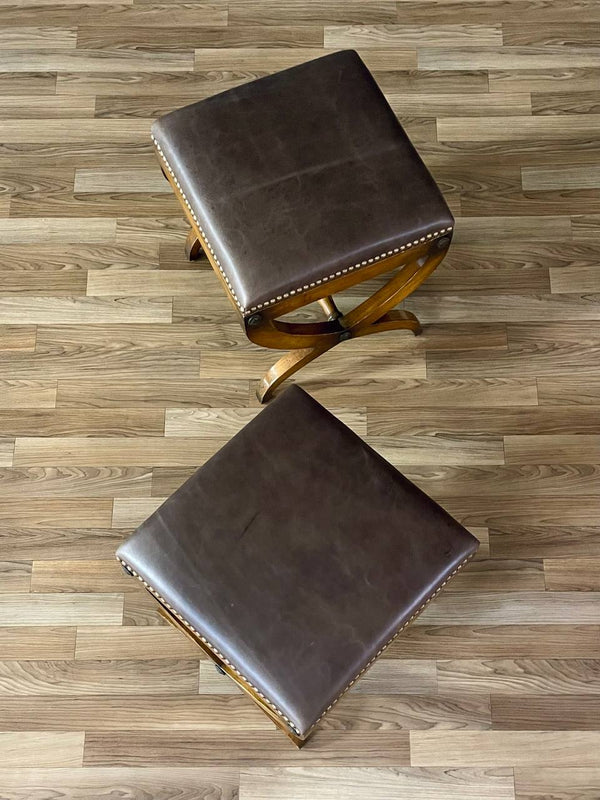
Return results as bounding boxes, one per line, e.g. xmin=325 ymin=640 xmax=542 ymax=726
xmin=152 ymin=135 xmax=453 ymax=317
xmin=301 ymin=551 xmax=475 ymax=737
xmin=117 ymin=550 xmax=473 ymax=738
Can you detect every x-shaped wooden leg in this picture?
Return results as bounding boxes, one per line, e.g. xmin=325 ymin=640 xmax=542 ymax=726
xmin=253 ymin=239 xmax=449 ymax=402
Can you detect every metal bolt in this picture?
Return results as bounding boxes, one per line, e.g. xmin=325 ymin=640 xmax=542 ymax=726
xmin=436 ymin=236 xmax=451 ymax=250
xmin=246 ymin=313 xmax=263 ymax=328
xmin=339 ymin=330 xmax=352 ymax=342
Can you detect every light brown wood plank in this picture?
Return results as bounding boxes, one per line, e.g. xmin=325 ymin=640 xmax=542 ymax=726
xmin=0 ymin=768 xmax=239 ymax=800
xmin=522 ymin=165 xmax=600 ymax=190
xmin=14 ymin=437 xmax=227 ymax=467
xmin=0 ymin=50 xmax=194 ymax=73
xmin=0 ymin=527 xmax=129 ymax=561
xmin=75 ymin=625 xmax=199 ymax=659
xmin=417 ymin=592 xmax=600 ymax=625
xmin=0 ymin=466 xmax=152 ymax=497
xmin=386 ymin=625 xmax=600 ymax=659
xmin=0 ymin=626 xmax=75 ymax=659
xmin=0 ymin=409 xmax=164 ymax=436
xmin=421 ymin=47 xmax=600 ymax=71
xmin=80 ymin=25 xmax=323 ymax=50
xmin=0 ymin=560 xmax=31 ymax=592
xmin=0 ymin=217 xmax=116 ymax=243
xmin=229 ymin=1 xmax=397 ymax=26
xmin=491 ymin=695 xmax=600 ymax=730
xmin=0 ymin=593 xmax=122 ymax=626
xmin=0 ymin=497 xmax=112 ymax=526
xmin=514 ymin=767 xmax=600 ymax=800
xmin=324 ymin=24 xmax=501 ymax=47
xmin=31 ymin=560 xmax=130 ymax=592
xmin=538 ymin=378 xmax=600 ymax=405
xmin=56 ymin=377 xmax=248 ymax=408
xmin=0 ymin=296 xmax=171 ymax=324
xmin=410 ymin=731 xmax=600 ymax=766
xmin=0 ymin=3 xmax=228 ymax=27
xmin=544 ymin=558 xmax=600 ymax=591
xmin=240 ymin=766 xmax=514 ymax=799
xmin=192 ymin=47 xmax=418 ymax=72
xmin=504 ymin=435 xmax=600 ymax=463
xmin=550 ymin=264 xmax=600 ymax=293
xmin=0 ymin=325 xmax=36 ymax=350
xmin=0 ymin=695 xmax=272 ymax=731
xmin=0 ymin=732 xmax=84 ymax=768
xmin=165 ymin=407 xmax=367 ymax=437
xmin=0 ymin=437 xmax=14 ymax=466
xmin=438 ymin=114 xmax=600 ymax=141
xmin=437 ymin=658 xmax=600 ymax=695
xmin=490 ymin=525 xmax=600 ymax=559
xmin=83 ymin=730 xmax=411 ymax=766
xmin=0 ymin=658 xmax=199 ymax=695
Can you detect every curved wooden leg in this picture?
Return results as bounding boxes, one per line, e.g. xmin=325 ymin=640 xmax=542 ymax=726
xmin=185 ymin=228 xmax=202 ymax=261
xmin=353 ymin=309 xmax=422 ymax=338
xmin=257 ymin=344 xmax=334 ymax=403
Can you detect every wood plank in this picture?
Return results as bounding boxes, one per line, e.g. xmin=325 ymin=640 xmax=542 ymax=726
xmin=490 ymin=525 xmax=600 ymax=558
xmin=538 ymin=377 xmax=600 ymax=405
xmin=437 ymin=658 xmax=600 ymax=694
xmin=0 ymin=217 xmax=115 ymax=243
xmin=410 ymin=731 xmax=600 ymax=766
xmin=166 ymin=407 xmax=367 ymax=437
xmin=56 ymin=378 xmax=249 ymax=408
xmin=0 ymin=325 xmax=36 ymax=351
xmin=75 ymin=625 xmax=199 ymax=659
xmin=0 ymin=768 xmax=239 ymax=800
xmin=544 ymin=558 xmax=600 ymax=591
xmin=417 ymin=592 xmax=600 ymax=625
xmin=514 ymin=767 xmax=600 ymax=800
xmin=0 ymin=409 xmax=164 ymax=436
xmin=324 ymin=24 xmax=501 ymax=48
xmin=0 ymin=4 xmax=228 ymax=27
xmin=83 ymin=730 xmax=411 ymax=766
xmin=0 ymin=560 xmax=30 ymax=592
xmin=0 ymin=658 xmax=199 ymax=695
xmin=438 ymin=115 xmax=600 ymax=141
xmin=522 ymin=165 xmax=600 ymax=190
xmin=420 ymin=47 xmax=600 ymax=71
xmin=0 ymin=50 xmax=194 ymax=73
xmin=385 ymin=625 xmax=600 ymax=659
xmin=491 ymin=696 xmax=600 ymax=730
xmin=79 ymin=25 xmax=323 ymax=50
xmin=0 ymin=593 xmax=122 ymax=626
xmin=192 ymin=47 xmax=418 ymax=72
xmin=239 ymin=766 xmax=514 ymax=799
xmin=0 ymin=466 xmax=152 ymax=497
xmin=0 ymin=527 xmax=129 ymax=561
xmin=0 ymin=296 xmax=171 ymax=324
xmin=0 ymin=497 xmax=112 ymax=526
xmin=0 ymin=380 xmax=57 ymax=410
xmin=14 ymin=437 xmax=227 ymax=467
xmin=0 ymin=732 xmax=83 ymax=768
xmin=31 ymin=560 xmax=130 ymax=592
xmin=229 ymin=1 xmax=398 ymax=26
xmin=0 ymin=695 xmax=272 ymax=731
xmin=550 ymin=264 xmax=600 ymax=293
xmin=504 ymin=435 xmax=600 ymax=463
xmin=367 ymin=435 xmax=505 ymax=466
xmin=0 ymin=626 xmax=75 ymax=660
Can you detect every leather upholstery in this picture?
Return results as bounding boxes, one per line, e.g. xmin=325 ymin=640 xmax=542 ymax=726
xmin=151 ymin=50 xmax=454 ymax=315
xmin=117 ymin=386 xmax=479 ymax=737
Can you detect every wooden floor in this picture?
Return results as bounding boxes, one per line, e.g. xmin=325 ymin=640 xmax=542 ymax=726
xmin=2 ymin=1 xmax=600 ymax=798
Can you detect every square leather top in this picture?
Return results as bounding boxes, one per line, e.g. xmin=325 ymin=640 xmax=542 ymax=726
xmin=116 ymin=386 xmax=478 ymax=737
xmin=151 ymin=50 xmax=454 ymax=316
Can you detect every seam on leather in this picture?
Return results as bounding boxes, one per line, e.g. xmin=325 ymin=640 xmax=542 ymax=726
xmin=118 ymin=550 xmax=473 ymax=738
xmin=152 ymin=135 xmax=453 ymax=317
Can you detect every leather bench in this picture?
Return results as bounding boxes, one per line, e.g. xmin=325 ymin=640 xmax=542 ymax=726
xmin=151 ymin=50 xmax=455 ymax=401
xmin=116 ymin=386 xmax=479 ymax=747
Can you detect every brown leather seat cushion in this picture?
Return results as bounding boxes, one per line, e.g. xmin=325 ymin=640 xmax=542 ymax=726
xmin=151 ymin=50 xmax=454 ymax=316
xmin=116 ymin=386 xmax=478 ymax=737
